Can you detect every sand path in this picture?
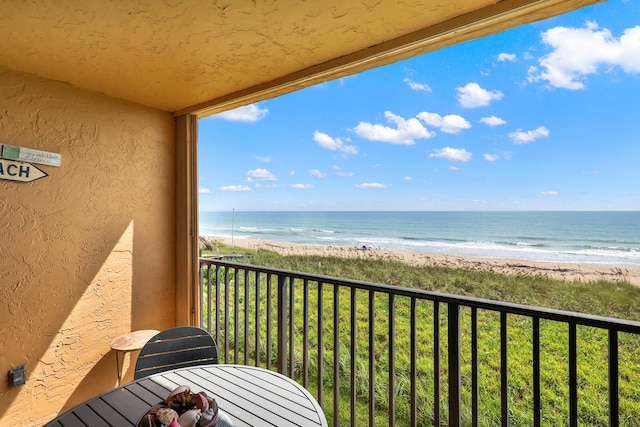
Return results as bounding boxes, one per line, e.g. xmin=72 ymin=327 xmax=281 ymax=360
xmin=206 ymin=237 xmax=640 ymax=286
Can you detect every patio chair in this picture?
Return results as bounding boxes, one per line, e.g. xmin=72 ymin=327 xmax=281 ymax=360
xmin=133 ymin=326 xmax=219 ymax=380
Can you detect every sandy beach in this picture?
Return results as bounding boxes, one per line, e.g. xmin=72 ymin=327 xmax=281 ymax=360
xmin=206 ymin=236 xmax=640 ymax=286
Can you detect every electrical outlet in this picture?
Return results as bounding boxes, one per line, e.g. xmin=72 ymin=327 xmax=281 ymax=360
xmin=9 ymin=365 xmax=26 ymax=388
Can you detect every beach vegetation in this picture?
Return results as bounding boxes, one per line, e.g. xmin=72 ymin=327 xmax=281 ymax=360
xmin=201 ymin=243 xmax=640 ymax=426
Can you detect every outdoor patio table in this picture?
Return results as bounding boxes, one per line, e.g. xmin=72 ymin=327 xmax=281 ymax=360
xmin=44 ymin=364 xmax=328 ymax=427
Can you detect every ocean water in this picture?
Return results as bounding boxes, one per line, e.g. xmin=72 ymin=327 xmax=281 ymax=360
xmin=199 ymin=211 xmax=640 ymax=268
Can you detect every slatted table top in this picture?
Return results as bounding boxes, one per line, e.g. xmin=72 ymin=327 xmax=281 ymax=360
xmin=45 ymin=364 xmax=328 ymax=427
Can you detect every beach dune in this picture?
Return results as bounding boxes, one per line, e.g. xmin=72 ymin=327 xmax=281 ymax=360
xmin=207 ymin=237 xmax=640 ymax=286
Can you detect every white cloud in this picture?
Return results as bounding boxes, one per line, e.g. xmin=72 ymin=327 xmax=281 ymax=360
xmin=402 ymin=176 xmax=412 ymax=181
xmin=289 ymin=170 xmax=295 ymax=175
xmin=417 ymin=112 xmax=471 ymax=134
xmin=429 ymin=147 xmax=472 ymax=162
xmin=218 ymin=185 xmax=252 ymax=192
xmin=479 ymin=116 xmax=507 ymax=127
xmin=372 ymin=163 xmax=381 ymax=168
xmin=214 ymin=103 xmax=269 ymax=123
xmin=448 ymin=166 xmax=460 ymax=171
xmin=313 ymin=131 xmax=358 ymax=154
xmin=456 ymin=83 xmax=504 ymax=108
xmin=253 ymin=154 xmax=273 ymax=162
xmin=292 ymin=184 xmax=314 ymax=189
xmin=245 ymin=168 xmax=277 ymax=181
xmin=308 ymin=169 xmax=327 ymax=178
xmin=483 ymin=154 xmax=500 ymax=162
xmin=509 ymin=126 xmax=550 ymax=144
xmin=330 ymin=165 xmax=354 ymax=176
xmin=540 ymin=191 xmax=558 ymax=196
xmin=254 ymin=183 xmax=277 ymax=189
xmin=354 ymin=182 xmax=391 ymax=189
xmin=199 ymin=187 xmax=212 ymax=194
xmin=403 ymin=78 xmax=432 ymax=92
xmin=353 ymin=111 xmax=435 ymax=145
xmin=497 ymin=53 xmax=517 ymax=62
xmin=528 ymin=22 xmax=640 ymax=89
xmin=338 ymin=75 xmax=356 ymax=86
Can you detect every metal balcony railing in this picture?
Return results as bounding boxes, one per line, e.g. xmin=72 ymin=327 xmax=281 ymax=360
xmin=199 ymin=258 xmax=640 ymax=427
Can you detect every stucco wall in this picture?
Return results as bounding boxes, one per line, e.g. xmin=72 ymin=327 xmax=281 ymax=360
xmin=0 ymin=67 xmax=177 ymax=426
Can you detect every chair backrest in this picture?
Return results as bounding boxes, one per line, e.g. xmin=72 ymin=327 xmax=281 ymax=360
xmin=133 ymin=326 xmax=218 ymax=380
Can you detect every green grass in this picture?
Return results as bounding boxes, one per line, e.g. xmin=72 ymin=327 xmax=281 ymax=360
xmin=201 ymin=244 xmax=640 ymax=426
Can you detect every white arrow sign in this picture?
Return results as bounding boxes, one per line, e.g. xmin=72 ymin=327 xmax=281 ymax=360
xmin=0 ymin=158 xmax=48 ymax=183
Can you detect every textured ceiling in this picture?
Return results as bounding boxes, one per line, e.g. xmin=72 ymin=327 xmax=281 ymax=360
xmin=0 ymin=0 xmax=601 ymax=115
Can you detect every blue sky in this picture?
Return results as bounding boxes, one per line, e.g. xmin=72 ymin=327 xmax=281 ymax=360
xmin=198 ymin=0 xmax=640 ymax=212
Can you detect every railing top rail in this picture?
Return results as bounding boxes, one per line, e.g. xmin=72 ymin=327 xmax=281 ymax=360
xmin=200 ymin=258 xmax=640 ymax=333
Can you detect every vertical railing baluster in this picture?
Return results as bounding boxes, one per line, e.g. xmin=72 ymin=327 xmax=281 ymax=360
xmin=277 ymin=274 xmax=288 ymax=375
xmin=389 ymin=294 xmax=396 ymax=426
xmin=410 ymin=297 xmax=417 ymax=427
xmin=318 ymin=281 xmax=325 ymax=407
xmin=199 ymin=263 xmax=206 ymax=328
xmin=334 ymin=284 xmax=340 ymax=427
xmin=569 ymin=323 xmax=577 ymax=427
xmin=368 ymin=290 xmax=375 ymax=427
xmin=244 ymin=269 xmax=249 ymax=365
xmin=255 ymin=271 xmax=261 ymax=367
xmin=266 ymin=274 xmax=272 ymax=370
xmin=448 ymin=303 xmax=461 ymax=427
xmin=501 ymin=311 xmax=508 ymax=427
xmin=609 ymin=329 xmax=619 ymax=427
xmin=215 ymin=265 xmax=221 ymax=356
xmin=303 ymin=279 xmax=309 ymax=388
xmin=224 ymin=267 xmax=230 ymax=364
xmin=200 ymin=264 xmax=206 ymax=330
xmin=351 ymin=287 xmax=357 ymax=427
xmin=471 ymin=307 xmax=478 ymax=427
xmin=207 ymin=265 xmax=213 ymax=334
xmin=289 ymin=276 xmax=295 ymax=378
xmin=234 ymin=268 xmax=239 ymax=364
xmin=533 ymin=317 xmax=540 ymax=427
xmin=434 ymin=301 xmax=440 ymax=426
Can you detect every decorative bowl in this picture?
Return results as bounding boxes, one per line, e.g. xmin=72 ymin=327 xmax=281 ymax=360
xmin=136 ymin=385 xmax=223 ymax=427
